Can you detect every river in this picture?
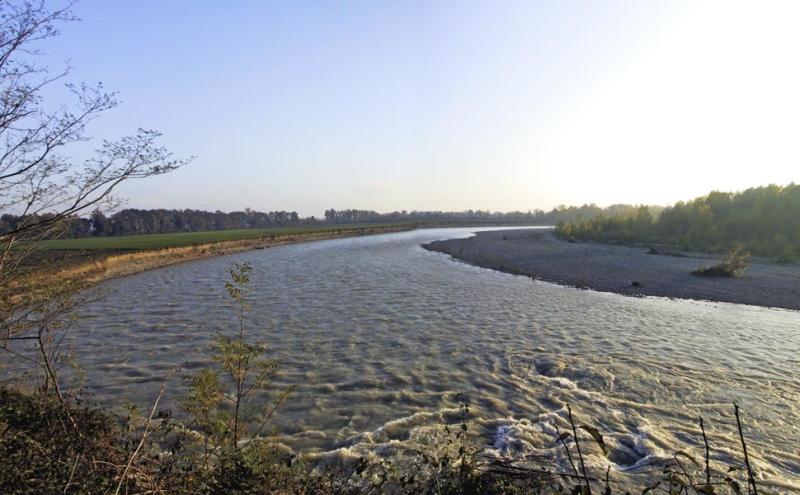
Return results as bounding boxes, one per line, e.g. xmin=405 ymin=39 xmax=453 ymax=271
xmin=65 ymin=227 xmax=800 ymax=491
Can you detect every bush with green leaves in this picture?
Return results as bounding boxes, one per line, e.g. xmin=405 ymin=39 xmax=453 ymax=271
xmin=692 ymin=245 xmax=750 ymax=278
xmin=180 ymin=262 xmax=293 ymax=471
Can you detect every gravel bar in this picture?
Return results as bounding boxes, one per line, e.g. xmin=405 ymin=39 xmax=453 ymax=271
xmin=423 ymin=228 xmax=800 ymax=310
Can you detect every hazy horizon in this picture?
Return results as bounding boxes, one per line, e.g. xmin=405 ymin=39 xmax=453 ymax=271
xmin=43 ymin=1 xmax=800 ymax=216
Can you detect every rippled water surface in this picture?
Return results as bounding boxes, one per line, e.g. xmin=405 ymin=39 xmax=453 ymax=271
xmin=66 ymin=228 xmax=800 ymax=490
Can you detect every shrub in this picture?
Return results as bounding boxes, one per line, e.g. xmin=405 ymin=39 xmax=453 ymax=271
xmin=180 ymin=262 xmax=293 ymax=471
xmin=692 ymin=244 xmax=750 ymax=277
xmin=0 ymin=388 xmax=126 ymax=494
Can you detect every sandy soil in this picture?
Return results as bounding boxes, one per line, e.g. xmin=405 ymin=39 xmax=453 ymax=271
xmin=423 ymin=228 xmax=800 ymax=310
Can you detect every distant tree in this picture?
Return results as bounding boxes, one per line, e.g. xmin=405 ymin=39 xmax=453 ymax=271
xmin=90 ymin=210 xmax=109 ymax=236
xmin=557 ymin=184 xmax=800 ymax=262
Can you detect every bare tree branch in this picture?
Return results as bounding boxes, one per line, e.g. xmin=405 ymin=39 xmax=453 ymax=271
xmin=0 ymin=1 xmax=189 ymax=397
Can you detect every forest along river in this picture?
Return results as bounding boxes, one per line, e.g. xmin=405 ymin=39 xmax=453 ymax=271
xmin=66 ymin=227 xmax=799 ymax=490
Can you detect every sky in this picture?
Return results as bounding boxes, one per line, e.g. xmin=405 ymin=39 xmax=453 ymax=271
xmin=41 ymin=1 xmax=800 ymax=216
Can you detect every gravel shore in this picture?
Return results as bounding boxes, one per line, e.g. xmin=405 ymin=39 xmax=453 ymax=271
xmin=423 ymin=228 xmax=800 ymax=310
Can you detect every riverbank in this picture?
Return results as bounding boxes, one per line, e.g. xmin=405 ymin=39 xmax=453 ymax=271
xmin=25 ymin=224 xmax=415 ymax=290
xmin=423 ymin=228 xmax=800 ymax=310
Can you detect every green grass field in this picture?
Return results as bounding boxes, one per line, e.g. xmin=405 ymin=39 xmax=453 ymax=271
xmin=39 ymin=223 xmax=413 ymax=251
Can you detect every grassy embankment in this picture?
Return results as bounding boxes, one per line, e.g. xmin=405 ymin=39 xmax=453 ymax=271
xmin=38 ymin=223 xmax=416 ymax=251
xmin=21 ymin=223 xmax=416 ymax=289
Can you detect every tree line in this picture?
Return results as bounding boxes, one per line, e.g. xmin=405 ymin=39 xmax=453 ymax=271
xmin=0 ymin=208 xmax=305 ymax=238
xmin=556 ymin=184 xmax=800 ymax=262
xmin=1 ymin=203 xmax=652 ymax=239
xmin=323 ymin=204 xmax=656 ymax=225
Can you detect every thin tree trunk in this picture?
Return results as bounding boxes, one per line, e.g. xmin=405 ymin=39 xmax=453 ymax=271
xmin=36 ymin=323 xmax=64 ymax=404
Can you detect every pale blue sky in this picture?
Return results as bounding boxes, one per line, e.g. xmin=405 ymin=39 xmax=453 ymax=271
xmin=45 ymin=1 xmax=800 ymax=215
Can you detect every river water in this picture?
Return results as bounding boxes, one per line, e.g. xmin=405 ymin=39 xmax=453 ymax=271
xmin=61 ymin=228 xmax=800 ymax=491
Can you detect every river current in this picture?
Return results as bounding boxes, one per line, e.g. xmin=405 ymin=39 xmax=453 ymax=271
xmin=57 ymin=228 xmax=800 ymax=491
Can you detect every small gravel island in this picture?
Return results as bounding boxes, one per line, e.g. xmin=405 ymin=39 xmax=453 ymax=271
xmin=423 ymin=228 xmax=800 ymax=310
